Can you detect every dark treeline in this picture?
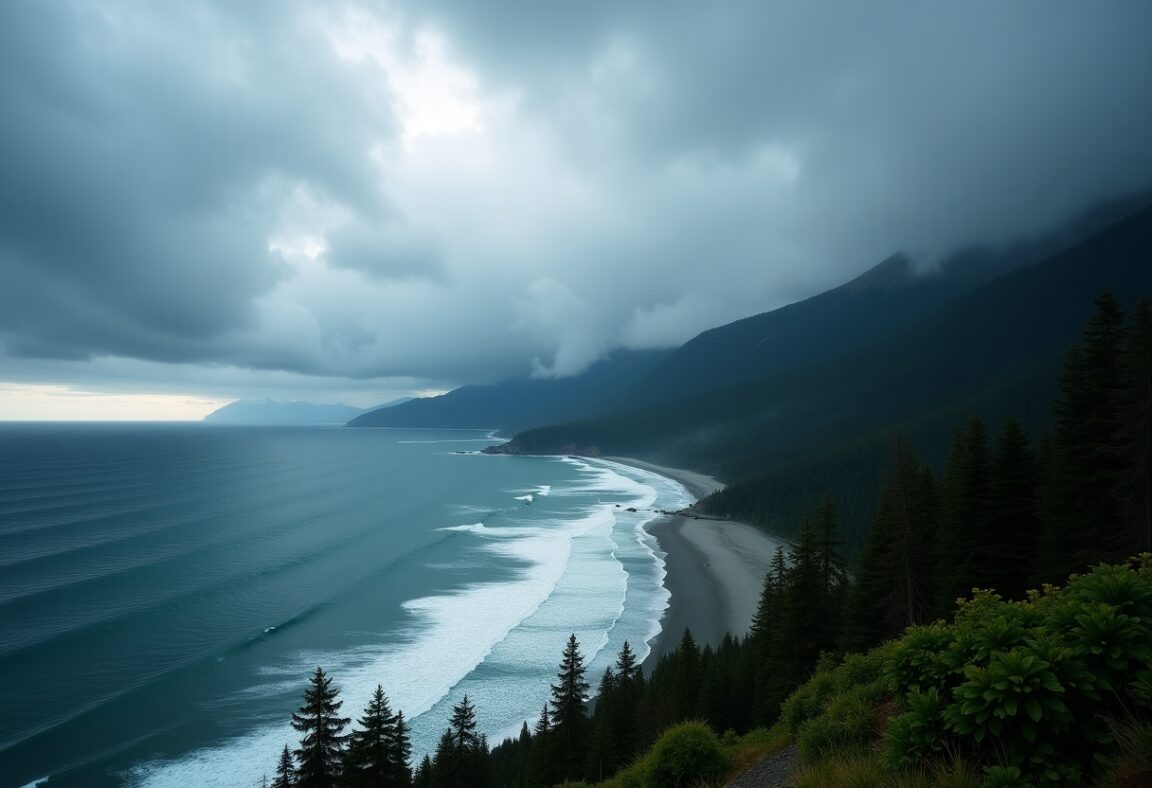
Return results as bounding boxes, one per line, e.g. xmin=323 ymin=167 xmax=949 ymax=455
xmin=270 ymin=293 xmax=1149 ymax=787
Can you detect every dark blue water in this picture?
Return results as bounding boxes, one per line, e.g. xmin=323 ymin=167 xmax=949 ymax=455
xmin=0 ymin=424 xmax=689 ymax=787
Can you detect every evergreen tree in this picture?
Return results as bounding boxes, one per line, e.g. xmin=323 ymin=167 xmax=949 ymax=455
xmin=779 ymin=517 xmax=827 ymax=683
xmin=750 ymin=546 xmax=787 ymax=640
xmin=750 ymin=546 xmax=789 ymax=725
xmin=1049 ymin=291 xmax=1128 ymax=570
xmin=344 ymin=685 xmax=406 ymax=787
xmin=842 ymin=438 xmax=937 ymax=651
xmin=432 ymin=695 xmax=488 ymax=788
xmin=611 ymin=641 xmax=642 ymax=766
xmin=526 ymin=703 xmax=554 ymax=788
xmin=934 ymin=418 xmax=993 ymax=616
xmin=549 ymin=634 xmax=590 ymax=782
xmin=585 ymin=668 xmax=617 ymax=782
xmin=672 ymin=628 xmax=702 ymax=722
xmin=413 ymin=755 xmax=433 ymax=788
xmin=814 ymin=496 xmax=849 ymax=639
xmin=615 ymin=641 xmax=639 ymax=683
xmin=988 ymin=419 xmax=1040 ymax=598
xmin=291 ymin=667 xmax=350 ymax=788
xmin=431 ymin=731 xmax=456 ymax=788
xmin=272 ymin=744 xmax=295 ymax=788
xmin=392 ymin=712 xmax=412 ymax=788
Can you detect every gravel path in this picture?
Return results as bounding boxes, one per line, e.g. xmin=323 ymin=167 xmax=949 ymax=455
xmin=726 ymin=744 xmax=800 ymax=788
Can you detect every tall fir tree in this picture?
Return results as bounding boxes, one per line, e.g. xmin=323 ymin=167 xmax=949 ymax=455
xmin=549 ymin=634 xmax=590 ymax=782
xmin=272 ymin=743 xmax=295 ymax=788
xmin=814 ymin=496 xmax=849 ymax=639
xmin=750 ymin=546 xmax=788 ymax=640
xmin=585 ymin=668 xmax=618 ymax=782
xmin=779 ymin=517 xmax=829 ymax=684
xmin=1049 ymin=291 xmax=1128 ymax=571
xmin=751 ymin=546 xmax=790 ymax=725
xmin=934 ymin=418 xmax=993 ymax=616
xmin=611 ymin=641 xmax=642 ymax=767
xmin=988 ymin=419 xmax=1040 ymax=598
xmin=432 ymin=695 xmax=488 ymax=788
xmin=413 ymin=755 xmax=433 ymax=788
xmin=344 ymin=685 xmax=410 ymax=787
xmin=842 ymin=438 xmax=937 ymax=651
xmin=672 ymin=628 xmax=702 ymax=722
xmin=291 ymin=667 xmax=350 ymax=788
xmin=392 ymin=712 xmax=412 ymax=788
xmin=526 ymin=703 xmax=554 ymax=788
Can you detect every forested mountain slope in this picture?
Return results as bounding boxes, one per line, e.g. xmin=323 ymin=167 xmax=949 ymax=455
xmin=348 ymin=350 xmax=667 ymax=433
xmin=494 ymin=204 xmax=1152 ymax=544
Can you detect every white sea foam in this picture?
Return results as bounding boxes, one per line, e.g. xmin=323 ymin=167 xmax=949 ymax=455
xmin=513 ymin=493 xmax=534 ymax=502
xmin=129 ymin=456 xmax=689 ymax=787
xmin=437 ymin=522 xmax=533 ymax=537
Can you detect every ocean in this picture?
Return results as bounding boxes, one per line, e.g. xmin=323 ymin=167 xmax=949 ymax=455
xmin=0 ymin=424 xmax=691 ymax=788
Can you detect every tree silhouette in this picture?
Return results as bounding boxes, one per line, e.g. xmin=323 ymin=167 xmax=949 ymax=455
xmin=549 ymin=634 xmax=589 ymax=781
xmin=272 ymin=743 xmax=294 ymax=788
xmin=291 ymin=667 xmax=349 ymax=788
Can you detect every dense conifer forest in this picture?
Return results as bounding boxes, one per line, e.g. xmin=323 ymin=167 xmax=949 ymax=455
xmin=266 ymin=294 xmax=1151 ymax=786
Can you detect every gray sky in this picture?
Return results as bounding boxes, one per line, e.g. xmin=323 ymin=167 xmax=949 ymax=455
xmin=2 ymin=1 xmax=1151 ymax=418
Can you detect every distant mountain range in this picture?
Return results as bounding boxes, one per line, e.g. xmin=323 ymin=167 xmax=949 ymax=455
xmin=204 ymin=399 xmax=367 ymax=425
xmin=351 ymin=193 xmax=1150 ymax=432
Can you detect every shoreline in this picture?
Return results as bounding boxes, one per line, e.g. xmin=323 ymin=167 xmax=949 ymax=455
xmin=604 ymin=457 xmax=788 ymax=669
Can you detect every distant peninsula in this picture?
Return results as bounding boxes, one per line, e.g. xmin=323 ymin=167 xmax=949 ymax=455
xmin=203 ymin=399 xmax=366 ymax=425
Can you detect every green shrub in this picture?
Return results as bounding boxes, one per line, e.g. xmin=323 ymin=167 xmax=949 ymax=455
xmin=645 ymin=721 xmax=726 ymax=788
xmin=780 ymin=669 xmax=836 ymax=732
xmin=886 ymin=624 xmax=956 ymax=701
xmin=796 ymin=683 xmax=878 ymax=761
xmin=833 ymin=647 xmax=893 ymax=694
xmin=880 ymin=557 xmax=1152 ymax=786
xmin=885 ymin=687 xmax=949 ymax=768
xmin=600 ymin=758 xmax=649 ymax=788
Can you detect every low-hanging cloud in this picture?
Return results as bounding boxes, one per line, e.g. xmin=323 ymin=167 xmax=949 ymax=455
xmin=1 ymin=0 xmax=1151 ymax=405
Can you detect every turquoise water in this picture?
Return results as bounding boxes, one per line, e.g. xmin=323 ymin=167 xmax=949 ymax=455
xmin=0 ymin=424 xmax=690 ymax=787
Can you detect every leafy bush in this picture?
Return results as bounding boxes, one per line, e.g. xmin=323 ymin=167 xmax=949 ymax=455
xmin=645 ymin=721 xmax=726 ymax=788
xmin=885 ymin=688 xmax=949 ymax=768
xmin=779 ymin=557 xmax=1152 ymax=787
xmin=797 ymin=683 xmax=880 ymax=761
xmin=780 ymin=669 xmax=837 ymax=732
xmin=881 ymin=557 xmax=1152 ymax=786
xmin=833 ymin=647 xmax=892 ymax=693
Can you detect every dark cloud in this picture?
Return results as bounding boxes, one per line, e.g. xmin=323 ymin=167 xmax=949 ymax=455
xmin=1 ymin=0 xmax=1150 ymax=406
xmin=0 ymin=1 xmax=392 ymax=360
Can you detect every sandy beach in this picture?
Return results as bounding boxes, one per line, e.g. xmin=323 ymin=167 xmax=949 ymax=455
xmin=606 ymin=457 xmax=789 ymax=667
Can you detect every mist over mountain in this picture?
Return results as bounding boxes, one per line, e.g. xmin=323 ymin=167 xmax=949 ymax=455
xmin=349 ymin=351 xmax=667 ymax=433
xmin=489 ymin=200 xmax=1152 ymax=541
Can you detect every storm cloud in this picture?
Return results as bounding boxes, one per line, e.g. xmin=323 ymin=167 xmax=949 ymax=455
xmin=2 ymin=0 xmax=1150 ymax=406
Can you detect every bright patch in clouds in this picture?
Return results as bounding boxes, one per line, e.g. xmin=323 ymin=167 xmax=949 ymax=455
xmin=0 ymin=384 xmax=228 ymax=422
xmin=322 ymin=10 xmax=485 ymax=149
